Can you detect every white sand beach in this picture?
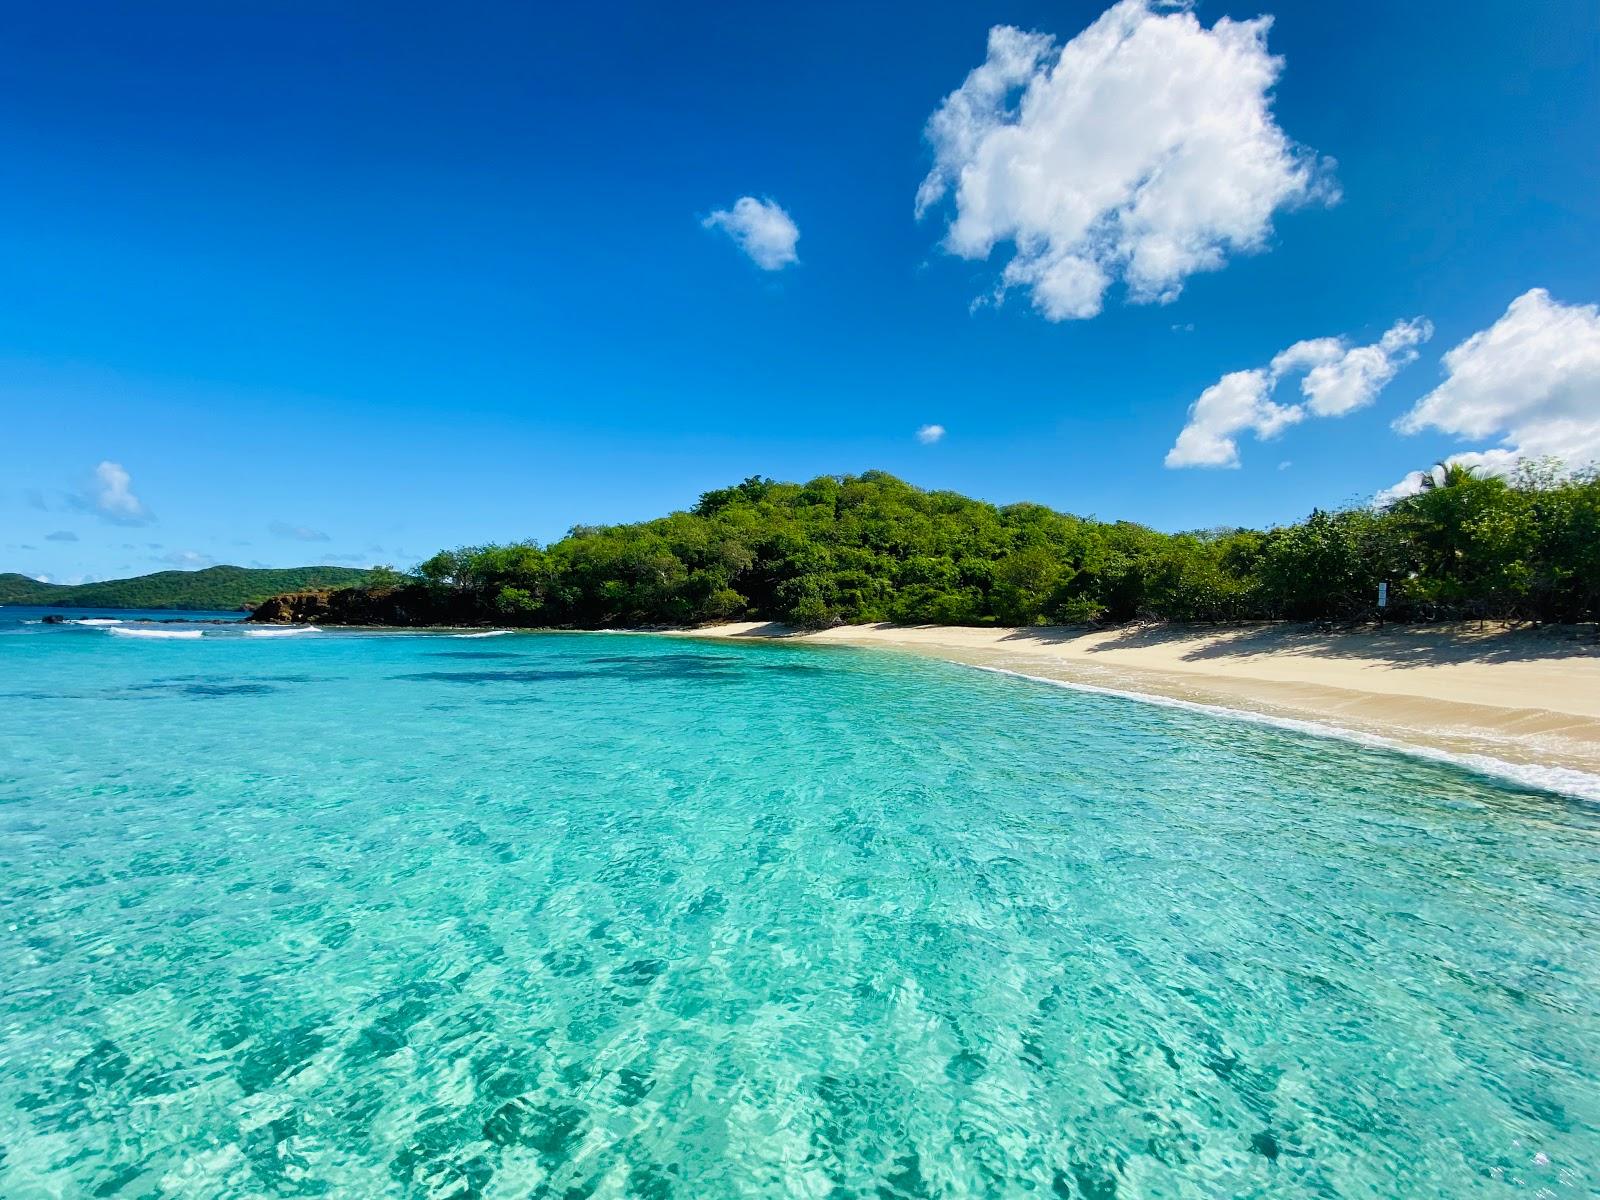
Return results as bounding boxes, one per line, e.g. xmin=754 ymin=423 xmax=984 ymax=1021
xmin=676 ymin=622 xmax=1600 ymax=781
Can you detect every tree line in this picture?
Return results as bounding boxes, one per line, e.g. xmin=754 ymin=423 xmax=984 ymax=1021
xmin=281 ymin=465 xmax=1599 ymax=629
xmin=4 ymin=565 xmax=376 ymax=611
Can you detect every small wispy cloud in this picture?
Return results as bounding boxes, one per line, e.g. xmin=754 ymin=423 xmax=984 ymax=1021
xmin=703 ymin=196 xmax=800 ymax=271
xmin=45 ymin=530 xmax=79 ymax=542
xmin=916 ymin=424 xmax=947 ymax=445
xmin=269 ymin=520 xmax=331 ymax=542
xmin=70 ymin=461 xmax=152 ymax=525
xmin=159 ymin=550 xmax=215 ymax=569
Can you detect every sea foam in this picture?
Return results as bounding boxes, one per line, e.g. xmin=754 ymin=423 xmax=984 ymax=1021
xmin=106 ymin=627 xmax=204 ymax=640
xmin=242 ymin=625 xmax=319 ymax=637
xmin=451 ymin=630 xmax=513 ymax=638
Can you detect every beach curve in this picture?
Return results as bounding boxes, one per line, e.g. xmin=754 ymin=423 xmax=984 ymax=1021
xmin=669 ymin=621 xmax=1600 ymax=796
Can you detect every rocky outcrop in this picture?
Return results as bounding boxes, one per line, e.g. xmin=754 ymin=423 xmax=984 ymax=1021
xmin=250 ymin=591 xmax=336 ymax=624
xmin=249 ymin=584 xmax=488 ymax=627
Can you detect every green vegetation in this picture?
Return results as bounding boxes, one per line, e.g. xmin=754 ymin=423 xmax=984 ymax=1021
xmin=1 ymin=565 xmax=377 ymax=611
xmin=267 ymin=464 xmax=1599 ymax=629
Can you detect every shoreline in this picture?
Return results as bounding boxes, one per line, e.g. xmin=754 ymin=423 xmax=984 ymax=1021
xmin=667 ymin=621 xmax=1600 ymax=798
xmin=58 ymin=605 xmax=1600 ymax=798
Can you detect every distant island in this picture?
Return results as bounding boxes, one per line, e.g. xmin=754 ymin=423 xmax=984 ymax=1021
xmin=250 ymin=467 xmax=1599 ymax=629
xmin=2 ymin=565 xmax=377 ymax=611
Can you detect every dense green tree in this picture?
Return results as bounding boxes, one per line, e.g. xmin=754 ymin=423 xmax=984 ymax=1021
xmin=1254 ymin=509 xmax=1401 ymax=620
xmin=1389 ymin=466 xmax=1537 ymax=616
xmin=258 ymin=468 xmax=1600 ymax=629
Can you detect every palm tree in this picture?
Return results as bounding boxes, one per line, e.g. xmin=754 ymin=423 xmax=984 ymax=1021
xmin=1417 ymin=460 xmax=1476 ymax=491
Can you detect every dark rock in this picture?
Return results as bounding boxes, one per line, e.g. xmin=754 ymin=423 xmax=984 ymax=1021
xmin=247 ymin=583 xmax=490 ymax=628
xmin=41 ymin=614 xmax=67 ymax=624
xmin=1250 ymin=1130 xmax=1280 ymax=1161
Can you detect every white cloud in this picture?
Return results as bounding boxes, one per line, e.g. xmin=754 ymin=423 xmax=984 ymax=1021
xmin=160 ymin=550 xmax=215 ymax=569
xmin=702 ymin=197 xmax=800 ymax=271
xmin=1372 ymin=449 xmax=1533 ymax=506
xmin=45 ymin=530 xmax=79 ymax=542
xmin=270 ymin=520 xmax=331 ymax=542
xmin=73 ymin=460 xmax=152 ymax=525
xmin=917 ymin=1 xmax=1333 ymax=320
xmin=1167 ymin=317 xmax=1429 ymax=468
xmin=916 ymin=423 xmax=946 ymax=445
xmin=1164 ymin=369 xmax=1301 ymax=468
xmin=1389 ymin=288 xmax=1600 ymax=479
xmin=1376 ymin=470 xmax=1426 ymax=506
xmin=1278 ymin=318 xmax=1433 ymax=416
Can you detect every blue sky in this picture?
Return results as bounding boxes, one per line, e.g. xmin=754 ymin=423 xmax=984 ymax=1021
xmin=4 ymin=0 xmax=1597 ymax=583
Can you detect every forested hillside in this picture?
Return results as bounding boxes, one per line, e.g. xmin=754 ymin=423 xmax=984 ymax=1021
xmin=252 ymin=466 xmax=1600 ymax=629
xmin=1 ymin=565 xmax=375 ymax=611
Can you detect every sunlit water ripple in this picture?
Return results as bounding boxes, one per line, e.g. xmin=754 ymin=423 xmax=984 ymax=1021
xmin=1 ymin=608 xmax=1596 ymax=1197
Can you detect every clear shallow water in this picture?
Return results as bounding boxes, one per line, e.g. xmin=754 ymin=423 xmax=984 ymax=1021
xmin=2 ymin=609 xmax=1598 ymax=1198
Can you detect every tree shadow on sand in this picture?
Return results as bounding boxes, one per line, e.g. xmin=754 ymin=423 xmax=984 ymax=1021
xmin=1004 ymin=622 xmax=1600 ymax=670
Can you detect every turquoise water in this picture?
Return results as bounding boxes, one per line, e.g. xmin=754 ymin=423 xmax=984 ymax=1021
xmin=2 ymin=609 xmax=1598 ymax=1198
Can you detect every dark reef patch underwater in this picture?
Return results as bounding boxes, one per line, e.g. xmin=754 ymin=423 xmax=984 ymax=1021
xmin=1 ymin=617 xmax=1597 ymax=1196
